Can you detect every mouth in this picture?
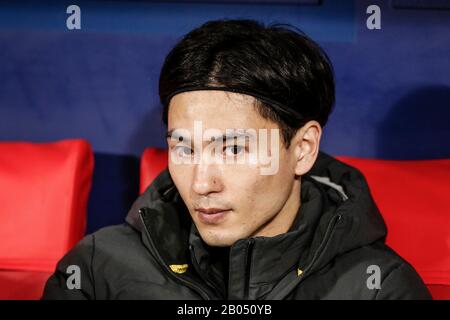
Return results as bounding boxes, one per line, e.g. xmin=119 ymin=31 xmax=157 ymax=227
xmin=195 ymin=207 xmax=231 ymax=225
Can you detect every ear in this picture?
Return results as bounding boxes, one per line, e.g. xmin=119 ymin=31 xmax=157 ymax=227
xmin=292 ymin=120 xmax=322 ymax=176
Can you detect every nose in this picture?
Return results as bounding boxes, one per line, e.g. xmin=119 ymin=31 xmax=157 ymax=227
xmin=191 ymin=161 xmax=223 ymax=196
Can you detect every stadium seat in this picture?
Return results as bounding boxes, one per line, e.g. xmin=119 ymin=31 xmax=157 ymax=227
xmin=140 ymin=147 xmax=450 ymax=299
xmin=336 ymin=156 xmax=450 ymax=300
xmin=0 ymin=139 xmax=94 ymax=299
xmin=140 ymin=148 xmax=168 ymax=194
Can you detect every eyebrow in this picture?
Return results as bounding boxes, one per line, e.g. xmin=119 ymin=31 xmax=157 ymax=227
xmin=166 ymin=129 xmax=255 ymax=144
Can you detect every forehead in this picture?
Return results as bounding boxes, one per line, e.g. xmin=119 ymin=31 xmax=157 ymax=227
xmin=168 ymin=90 xmax=274 ymax=130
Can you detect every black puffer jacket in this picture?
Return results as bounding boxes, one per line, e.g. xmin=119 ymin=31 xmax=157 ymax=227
xmin=42 ymin=152 xmax=431 ymax=299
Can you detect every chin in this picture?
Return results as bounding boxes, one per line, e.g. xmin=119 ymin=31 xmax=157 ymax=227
xmin=198 ymin=227 xmax=250 ymax=247
xmin=199 ymin=231 xmax=239 ymax=247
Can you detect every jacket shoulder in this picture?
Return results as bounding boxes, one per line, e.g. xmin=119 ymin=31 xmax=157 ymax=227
xmin=311 ymin=241 xmax=432 ymax=299
xmin=42 ymin=223 xmax=164 ymax=299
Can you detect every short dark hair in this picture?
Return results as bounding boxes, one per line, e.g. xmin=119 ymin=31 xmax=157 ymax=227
xmin=159 ymin=19 xmax=335 ymax=148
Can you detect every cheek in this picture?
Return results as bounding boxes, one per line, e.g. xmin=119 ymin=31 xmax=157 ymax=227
xmin=257 ymin=178 xmax=287 ymax=211
xmin=168 ymin=164 xmax=193 ymax=201
xmin=231 ymin=169 xmax=288 ymax=220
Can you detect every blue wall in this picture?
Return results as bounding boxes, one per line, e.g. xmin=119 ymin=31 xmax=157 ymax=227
xmin=1 ymin=0 xmax=449 ymax=233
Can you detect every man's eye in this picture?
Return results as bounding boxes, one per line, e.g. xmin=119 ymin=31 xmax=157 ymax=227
xmin=174 ymin=145 xmax=193 ymax=156
xmin=223 ymin=145 xmax=244 ymax=156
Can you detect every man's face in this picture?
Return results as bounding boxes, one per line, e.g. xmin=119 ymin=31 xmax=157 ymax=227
xmin=167 ymin=90 xmax=301 ymax=247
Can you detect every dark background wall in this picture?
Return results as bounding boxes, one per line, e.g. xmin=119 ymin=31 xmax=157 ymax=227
xmin=1 ymin=0 xmax=449 ymax=233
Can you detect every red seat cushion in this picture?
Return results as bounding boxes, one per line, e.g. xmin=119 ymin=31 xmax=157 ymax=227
xmin=0 ymin=139 xmax=94 ymax=299
xmin=337 ymin=156 xmax=450 ymax=300
xmin=140 ymin=148 xmax=168 ymax=194
xmin=0 ymin=270 xmax=53 ymax=300
xmin=427 ymin=284 xmax=450 ymax=301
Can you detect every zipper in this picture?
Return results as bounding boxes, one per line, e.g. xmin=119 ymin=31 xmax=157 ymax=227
xmin=243 ymin=238 xmax=255 ymax=300
xmin=266 ymin=213 xmax=343 ymax=299
xmin=138 ymin=208 xmax=213 ymax=300
xmin=302 ymin=214 xmax=343 ymax=276
xmin=189 ymin=244 xmax=226 ymax=299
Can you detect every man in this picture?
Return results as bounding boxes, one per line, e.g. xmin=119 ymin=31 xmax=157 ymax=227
xmin=43 ymin=19 xmax=431 ymax=299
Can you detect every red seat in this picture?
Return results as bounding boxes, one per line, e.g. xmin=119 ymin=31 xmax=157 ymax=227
xmin=140 ymin=148 xmax=168 ymax=194
xmin=0 ymin=139 xmax=94 ymax=299
xmin=336 ymin=156 xmax=450 ymax=300
xmin=140 ymin=148 xmax=450 ymax=299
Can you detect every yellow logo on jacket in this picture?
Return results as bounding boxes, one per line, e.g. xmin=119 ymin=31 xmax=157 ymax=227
xmin=169 ymin=264 xmax=189 ymax=274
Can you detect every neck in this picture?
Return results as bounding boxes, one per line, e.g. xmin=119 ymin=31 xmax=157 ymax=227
xmin=252 ymin=178 xmax=301 ymax=238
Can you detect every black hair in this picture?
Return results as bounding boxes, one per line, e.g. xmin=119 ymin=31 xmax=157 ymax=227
xmin=159 ymin=19 xmax=335 ymax=148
